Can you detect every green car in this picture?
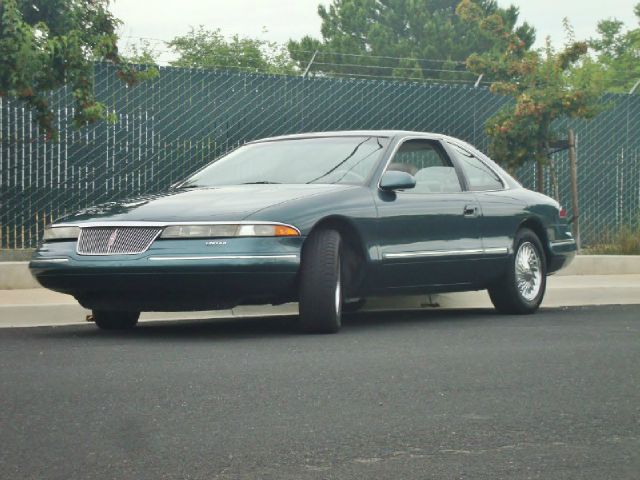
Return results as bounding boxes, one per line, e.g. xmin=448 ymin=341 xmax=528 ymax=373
xmin=30 ymin=131 xmax=576 ymax=333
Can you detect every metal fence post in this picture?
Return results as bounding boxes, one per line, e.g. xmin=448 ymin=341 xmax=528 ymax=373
xmin=568 ymin=129 xmax=580 ymax=251
xmin=302 ymin=51 xmax=319 ymax=79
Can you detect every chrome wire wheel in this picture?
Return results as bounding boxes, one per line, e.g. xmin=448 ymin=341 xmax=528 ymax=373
xmin=515 ymin=241 xmax=542 ymax=301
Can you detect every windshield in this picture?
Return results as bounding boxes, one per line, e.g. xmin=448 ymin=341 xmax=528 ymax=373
xmin=180 ymin=136 xmax=389 ymax=187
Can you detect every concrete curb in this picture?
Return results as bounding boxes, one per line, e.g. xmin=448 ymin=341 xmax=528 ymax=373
xmin=1 ymin=255 xmax=640 ymax=290
xmin=1 ymin=275 xmax=639 ymax=328
xmin=0 ymin=262 xmax=41 ymax=289
xmin=557 ymin=255 xmax=640 ymax=276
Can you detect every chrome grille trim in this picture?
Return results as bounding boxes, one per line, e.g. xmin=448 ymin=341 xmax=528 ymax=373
xmin=77 ymin=227 xmax=162 ymax=255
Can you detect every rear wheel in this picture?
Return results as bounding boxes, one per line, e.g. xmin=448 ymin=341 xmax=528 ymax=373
xmin=299 ymin=229 xmax=343 ymax=334
xmin=488 ymin=228 xmax=546 ymax=314
xmin=92 ymin=310 xmax=140 ymax=330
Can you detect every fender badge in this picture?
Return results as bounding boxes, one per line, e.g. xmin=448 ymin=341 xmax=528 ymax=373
xmin=205 ymin=240 xmax=227 ymax=246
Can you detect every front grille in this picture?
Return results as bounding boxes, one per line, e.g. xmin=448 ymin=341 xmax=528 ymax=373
xmin=77 ymin=227 xmax=162 ymax=255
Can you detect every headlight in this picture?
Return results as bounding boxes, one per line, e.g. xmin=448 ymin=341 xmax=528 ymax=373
xmin=43 ymin=226 xmax=80 ymax=241
xmin=160 ymin=224 xmax=300 ymax=239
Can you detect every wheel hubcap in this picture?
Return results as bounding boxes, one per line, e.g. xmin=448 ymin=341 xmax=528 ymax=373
xmin=515 ymin=242 xmax=542 ymax=301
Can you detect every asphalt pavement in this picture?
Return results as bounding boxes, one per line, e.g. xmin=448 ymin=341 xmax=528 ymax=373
xmin=1 ymin=305 xmax=639 ymax=479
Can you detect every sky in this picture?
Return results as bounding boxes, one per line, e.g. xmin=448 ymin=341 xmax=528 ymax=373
xmin=110 ymin=0 xmax=637 ymax=63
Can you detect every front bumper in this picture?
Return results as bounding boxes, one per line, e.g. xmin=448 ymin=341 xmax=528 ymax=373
xmin=30 ymin=237 xmax=303 ymax=311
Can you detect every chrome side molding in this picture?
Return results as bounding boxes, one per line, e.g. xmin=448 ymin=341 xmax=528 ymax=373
xmin=550 ymin=239 xmax=576 ymax=246
xmin=383 ymin=247 xmax=508 ymax=259
xmin=147 ymin=254 xmax=298 ymax=261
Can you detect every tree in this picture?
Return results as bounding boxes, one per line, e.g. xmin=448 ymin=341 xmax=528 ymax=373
xmin=456 ymin=0 xmax=603 ymax=192
xmin=589 ymin=3 xmax=640 ymax=93
xmin=287 ymin=0 xmax=535 ymax=82
xmin=0 ymin=0 xmax=156 ymax=139
xmin=168 ymin=27 xmax=296 ymax=75
xmin=123 ymin=39 xmax=160 ymax=67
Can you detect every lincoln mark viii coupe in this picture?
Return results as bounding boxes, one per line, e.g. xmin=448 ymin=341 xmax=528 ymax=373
xmin=30 ymin=131 xmax=576 ymax=333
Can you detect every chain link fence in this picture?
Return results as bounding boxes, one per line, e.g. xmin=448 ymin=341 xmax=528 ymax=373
xmin=1 ymin=63 xmax=638 ymax=249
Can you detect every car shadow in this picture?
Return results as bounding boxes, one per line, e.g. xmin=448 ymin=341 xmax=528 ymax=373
xmin=36 ymin=308 xmax=500 ymax=342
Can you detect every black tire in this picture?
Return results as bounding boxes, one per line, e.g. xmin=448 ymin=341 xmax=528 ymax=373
xmin=488 ymin=228 xmax=547 ymax=314
xmin=299 ymin=229 xmax=343 ymax=334
xmin=92 ymin=310 xmax=140 ymax=330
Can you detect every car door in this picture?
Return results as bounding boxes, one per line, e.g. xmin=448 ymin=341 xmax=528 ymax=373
xmin=444 ymin=141 xmax=522 ymax=284
xmin=373 ymin=138 xmax=483 ymax=290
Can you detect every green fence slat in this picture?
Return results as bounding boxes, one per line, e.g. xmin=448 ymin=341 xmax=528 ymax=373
xmin=1 ymin=64 xmax=638 ymax=249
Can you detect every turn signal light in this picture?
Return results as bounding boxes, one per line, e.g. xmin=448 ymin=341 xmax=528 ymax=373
xmin=274 ymin=225 xmax=300 ymax=237
xmin=160 ymin=223 xmax=300 ymax=239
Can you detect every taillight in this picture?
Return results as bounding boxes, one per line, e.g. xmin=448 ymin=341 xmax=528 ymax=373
xmin=559 ymin=206 xmax=567 ymax=219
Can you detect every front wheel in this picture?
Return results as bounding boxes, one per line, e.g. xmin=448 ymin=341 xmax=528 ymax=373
xmin=343 ymin=297 xmax=366 ymax=313
xmin=298 ymin=229 xmax=343 ymax=334
xmin=92 ymin=310 xmax=140 ymax=330
xmin=488 ymin=228 xmax=547 ymax=314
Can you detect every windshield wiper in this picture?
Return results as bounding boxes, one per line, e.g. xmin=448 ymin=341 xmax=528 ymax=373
xmin=242 ymin=181 xmax=282 ymax=184
xmin=306 ymin=137 xmax=376 ymax=184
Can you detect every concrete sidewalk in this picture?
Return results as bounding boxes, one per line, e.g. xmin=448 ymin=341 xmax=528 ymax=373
xmin=1 ymin=274 xmax=638 ymax=328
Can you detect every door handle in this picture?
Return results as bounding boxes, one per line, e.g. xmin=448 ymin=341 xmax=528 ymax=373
xmin=463 ymin=205 xmax=478 ymax=217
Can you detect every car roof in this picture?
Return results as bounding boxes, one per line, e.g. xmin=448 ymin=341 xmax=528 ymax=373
xmin=246 ymin=130 xmax=521 ymax=190
xmin=247 ymin=130 xmax=446 ymax=143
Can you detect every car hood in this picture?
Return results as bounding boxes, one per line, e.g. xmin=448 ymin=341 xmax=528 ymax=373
xmin=59 ymin=184 xmax=357 ymax=224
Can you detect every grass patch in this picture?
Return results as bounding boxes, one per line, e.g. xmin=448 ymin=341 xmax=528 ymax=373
xmin=584 ymin=225 xmax=640 ymax=255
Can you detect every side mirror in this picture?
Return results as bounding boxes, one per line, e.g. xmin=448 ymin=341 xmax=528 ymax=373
xmin=380 ymin=171 xmax=416 ymax=191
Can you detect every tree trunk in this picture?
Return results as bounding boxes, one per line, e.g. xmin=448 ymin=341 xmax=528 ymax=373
xmin=536 ymin=159 xmax=544 ymax=193
xmin=548 ymin=158 xmax=559 ymax=201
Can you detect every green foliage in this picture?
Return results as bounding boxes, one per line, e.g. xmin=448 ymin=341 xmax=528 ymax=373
xmin=456 ymin=0 xmax=603 ymax=180
xmin=288 ymin=0 xmax=535 ymax=81
xmin=589 ymin=3 xmax=640 ymax=93
xmin=168 ymin=27 xmax=296 ymax=75
xmin=123 ymin=39 xmax=160 ymax=67
xmin=0 ymin=0 xmax=157 ymax=140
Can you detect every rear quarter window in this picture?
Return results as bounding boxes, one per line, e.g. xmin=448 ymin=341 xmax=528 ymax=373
xmin=448 ymin=143 xmax=504 ymax=191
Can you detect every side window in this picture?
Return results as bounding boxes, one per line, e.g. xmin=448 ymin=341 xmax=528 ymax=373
xmin=447 ymin=143 xmax=503 ymax=191
xmin=387 ymin=140 xmax=462 ymax=193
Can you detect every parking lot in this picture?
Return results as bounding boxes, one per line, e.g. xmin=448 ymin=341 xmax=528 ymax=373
xmin=1 ymin=305 xmax=638 ymax=479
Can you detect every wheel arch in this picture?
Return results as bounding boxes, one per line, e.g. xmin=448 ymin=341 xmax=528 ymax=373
xmin=304 ymin=215 xmax=369 ymax=297
xmin=518 ymin=216 xmax=551 ymax=264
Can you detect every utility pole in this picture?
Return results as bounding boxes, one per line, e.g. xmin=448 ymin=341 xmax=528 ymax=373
xmin=302 ymin=51 xmax=318 ymax=79
xmin=568 ymin=129 xmax=580 ymax=251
